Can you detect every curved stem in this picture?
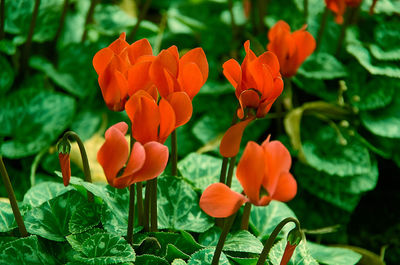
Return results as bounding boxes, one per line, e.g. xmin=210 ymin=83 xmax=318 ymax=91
xmin=0 ymin=156 xmax=28 ymax=237
xmin=240 ymin=202 xmax=252 ymax=230
xmin=212 ymin=213 xmax=237 ymax=265
xmin=126 ymin=184 xmax=135 ymax=245
xmin=81 ymin=0 xmax=97 ymax=42
xmin=256 ymin=217 xmax=301 ymax=265
xmin=136 ymin=182 xmax=144 ymax=226
xmin=63 ymin=131 xmax=93 ymax=202
xmin=171 ymin=130 xmax=178 ymax=176
xmin=149 ymin=178 xmax=158 ymax=232
xmin=21 ymin=0 xmax=40 ymax=77
xmin=225 ymin=155 xmax=236 ymax=188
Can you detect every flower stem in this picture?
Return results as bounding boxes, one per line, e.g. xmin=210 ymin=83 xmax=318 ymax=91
xmin=0 ymin=156 xmax=28 ymax=237
xmin=171 ymin=130 xmax=178 ymax=176
xmin=225 ymin=155 xmax=236 ymax=188
xmin=128 ymin=0 xmax=152 ymax=42
xmin=143 ymin=181 xmax=151 ymax=232
xmin=335 ymin=7 xmax=357 ymax=57
xmin=149 ymin=178 xmax=158 ymax=232
xmin=63 ymin=131 xmax=93 ymax=202
xmin=316 ymin=7 xmax=329 ymax=51
xmin=53 ymin=0 xmax=70 ymax=46
xmin=0 ymin=0 xmax=5 ymax=40
xmin=21 ymin=0 xmax=40 ymax=77
xmin=303 ymin=0 xmax=309 ymax=23
xmin=81 ymin=0 xmax=97 ymax=42
xmin=256 ymin=217 xmax=301 ymax=265
xmin=219 ymin=158 xmax=229 ymax=184
xmin=136 ymin=182 xmax=144 ymax=226
xmin=212 ymin=213 xmax=237 ymax=265
xmin=126 ymin=184 xmax=135 ymax=245
xmin=240 ymin=202 xmax=252 ymax=230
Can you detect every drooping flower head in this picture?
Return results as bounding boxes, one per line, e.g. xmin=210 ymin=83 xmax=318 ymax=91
xmin=97 ymin=122 xmax=169 ymax=188
xmin=93 ymin=33 xmax=156 ymax=111
xmin=57 ymin=137 xmax=72 ymax=186
xmin=267 ymin=21 xmax=316 ymax=78
xmin=125 ymin=90 xmax=192 ymax=144
xmin=325 ymin=0 xmax=363 ymax=24
xmin=220 ymin=40 xmax=283 ymax=157
xmin=200 ymin=136 xmax=297 ymax=218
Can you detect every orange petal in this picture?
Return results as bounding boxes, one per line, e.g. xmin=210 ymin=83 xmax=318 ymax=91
xmin=220 ymin=117 xmax=254 ymax=157
xmin=93 ymin=48 xmax=114 ymax=75
xmin=223 ymin=59 xmax=242 ymax=89
xmin=58 ymin=153 xmax=71 ymax=186
xmin=120 ymin=142 xmax=146 ymax=178
xmin=150 ymin=50 xmax=179 ymax=97
xmin=130 ymin=142 xmax=169 ymax=184
xmin=262 ymin=140 xmax=292 ymax=195
xmin=97 ymin=122 xmax=129 ymax=185
xmin=179 ymin=62 xmax=204 ymax=99
xmin=99 ymin=69 xmax=128 ymax=111
xmin=236 ymin=141 xmax=265 ymax=204
xmin=166 ymin=92 xmax=193 ymax=128
xmin=239 ymin=89 xmax=260 ymax=112
xmin=167 ymin=45 xmax=179 ymax=62
xmin=292 ymin=30 xmax=316 ymax=68
xmin=158 ymin=98 xmax=176 ymax=143
xmin=127 ymin=60 xmax=153 ymax=96
xmin=271 ymin=172 xmax=297 ymax=202
xmin=258 ymin=51 xmax=280 ymax=77
xmin=268 ymin=20 xmax=290 ymax=41
xmin=109 ymin=32 xmax=129 ymax=55
xmin=125 ymin=94 xmax=160 ymax=144
xmin=199 ymin=183 xmax=248 ymax=218
xmin=127 ymin=38 xmax=153 ymax=64
xmin=179 ymin=47 xmax=209 ymax=83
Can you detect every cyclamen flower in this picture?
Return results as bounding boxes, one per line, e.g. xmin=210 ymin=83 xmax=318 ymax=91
xmin=93 ymin=33 xmax=156 ymax=111
xmin=267 ymin=21 xmax=316 ymax=78
xmin=58 ymin=153 xmax=71 ymax=186
xmin=325 ymin=0 xmax=362 ymax=24
xmin=125 ymin=90 xmax=192 ymax=144
xmin=97 ymin=122 xmax=169 ymax=189
xmin=220 ymin=40 xmax=283 ymax=157
xmin=200 ymin=136 xmax=297 ymax=218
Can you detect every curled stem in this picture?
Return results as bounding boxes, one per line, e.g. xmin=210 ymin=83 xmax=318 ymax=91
xmin=0 ymin=156 xmax=28 ymax=237
xmin=256 ymin=217 xmax=301 ymax=265
xmin=126 ymin=184 xmax=135 ymax=245
xmin=212 ymin=213 xmax=237 ymax=265
xmin=63 ymin=131 xmax=93 ymax=202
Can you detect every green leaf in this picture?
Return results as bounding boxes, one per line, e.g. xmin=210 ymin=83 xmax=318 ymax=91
xmin=0 ymin=202 xmax=17 ymax=232
xmin=178 ymin=153 xmax=242 ymax=193
xmin=298 ymin=53 xmax=347 ymax=79
xmin=23 ymin=182 xmax=74 ymax=207
xmin=172 ymin=259 xmax=187 ymax=265
xmin=249 ymin=201 xmax=297 ymax=241
xmin=269 ymin=239 xmax=318 ymax=265
xmin=69 ymin=203 xmax=100 ymax=234
xmin=0 ymin=39 xmax=17 ymax=55
xmin=0 ymin=55 xmax=14 ymax=94
xmin=0 ymin=88 xmax=76 ymax=158
xmin=347 ymin=43 xmax=400 ymax=79
xmin=135 ymin=254 xmax=169 ymax=265
xmin=295 ymin=160 xmax=378 ymax=212
xmin=157 ymin=174 xmax=214 ymax=233
xmin=92 ymin=4 xmax=136 ymax=36
xmin=66 ymin=228 xmax=106 ymax=252
xmin=302 ymin=118 xmax=372 ymax=177
xmin=24 ymin=190 xmax=86 ymax=241
xmin=360 ymin=92 xmax=400 ymax=138
xmin=0 ymin=235 xmax=56 ymax=265
xmin=70 ymin=110 xmax=102 ymax=141
xmin=307 ymin=242 xmax=361 ymax=265
xmin=369 ymin=44 xmax=400 ymax=61
xmin=200 ymin=228 xmax=263 ymax=254
xmin=188 ymin=248 xmax=230 ymax=265
xmin=165 ymin=244 xmax=191 ymax=262
xmin=292 ymin=76 xmax=337 ymax=102
xmin=74 ymin=233 xmax=136 ymax=264
xmin=346 ymin=74 xmax=397 ymax=111
xmin=226 ymin=255 xmax=258 ymax=265
xmin=167 ymin=7 xmax=206 ymax=34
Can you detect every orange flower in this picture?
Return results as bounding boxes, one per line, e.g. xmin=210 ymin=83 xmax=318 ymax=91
xmin=200 ymin=136 xmax=297 ymax=218
xmin=125 ymin=90 xmax=192 ymax=144
xmin=220 ymin=40 xmax=283 ymax=157
xmin=280 ymin=241 xmax=297 ymax=265
xmin=267 ymin=21 xmax=316 ymax=78
xmin=149 ymin=46 xmax=208 ymax=99
xmin=325 ymin=0 xmax=362 ymax=24
xmin=93 ymin=33 xmax=156 ymax=111
xmin=97 ymin=122 xmax=169 ymax=189
xmin=58 ymin=153 xmax=71 ymax=186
